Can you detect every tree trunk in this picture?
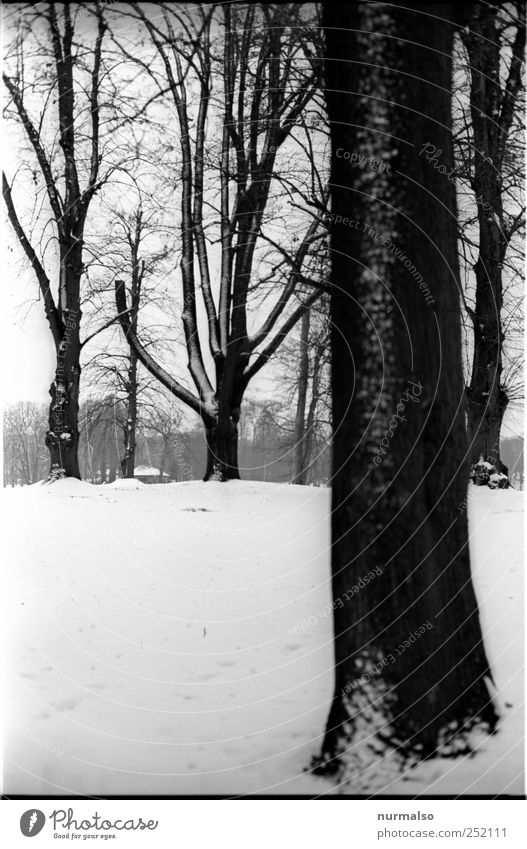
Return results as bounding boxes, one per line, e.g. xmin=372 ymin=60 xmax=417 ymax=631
xmin=158 ymin=435 xmax=170 ymax=480
xmin=30 ymin=426 xmax=40 ymax=483
xmin=465 ymin=254 xmax=508 ymax=473
xmin=203 ymin=412 xmax=240 ymax=482
xmin=467 ymin=376 xmax=508 ymax=473
xmin=292 ymin=309 xmax=311 ymax=485
xmin=316 ymin=2 xmax=497 ymax=783
xmin=45 ymin=312 xmax=81 ymax=480
xmin=302 ymin=341 xmax=324 ymax=485
xmin=121 ymin=349 xmax=138 ymax=478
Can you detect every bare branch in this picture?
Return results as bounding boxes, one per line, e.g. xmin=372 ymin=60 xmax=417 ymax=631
xmin=3 ymin=171 xmax=63 ymax=348
xmin=115 ymin=279 xmax=210 ymax=421
xmin=3 ymin=72 xmax=64 ymax=235
xmin=243 ymin=289 xmax=322 ymax=386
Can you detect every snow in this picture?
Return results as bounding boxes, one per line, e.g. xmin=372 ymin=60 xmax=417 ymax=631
xmin=489 ymin=472 xmax=508 ymax=486
xmin=33 ymin=477 xmax=93 ymax=495
xmin=2 ymin=482 xmax=523 ymax=796
xmin=106 ymin=478 xmax=144 ymax=490
xmin=134 ymin=465 xmax=168 ymax=477
xmin=385 ymin=487 xmax=524 ymax=796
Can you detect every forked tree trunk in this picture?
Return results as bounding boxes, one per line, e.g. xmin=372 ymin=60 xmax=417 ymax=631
xmin=317 ymin=2 xmax=497 ymax=783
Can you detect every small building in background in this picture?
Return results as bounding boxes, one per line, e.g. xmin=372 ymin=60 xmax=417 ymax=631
xmin=133 ymin=465 xmax=171 ymax=484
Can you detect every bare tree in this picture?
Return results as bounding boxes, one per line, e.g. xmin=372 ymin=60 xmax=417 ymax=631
xmin=3 ymin=402 xmax=48 ymax=486
xmin=78 ymin=395 xmax=123 ymax=483
xmin=455 ymin=2 xmax=525 ymax=473
xmin=82 ymin=199 xmax=171 ymax=478
xmin=141 ymin=402 xmax=184 ymax=479
xmin=3 ymin=3 xmax=112 ymax=479
xmin=281 ymin=298 xmax=331 ymax=485
xmin=112 ymin=3 xmax=328 ymax=480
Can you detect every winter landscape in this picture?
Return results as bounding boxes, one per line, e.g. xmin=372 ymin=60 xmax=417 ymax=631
xmin=3 ymin=480 xmax=523 ymax=795
xmin=2 ymin=2 xmax=525 ymax=799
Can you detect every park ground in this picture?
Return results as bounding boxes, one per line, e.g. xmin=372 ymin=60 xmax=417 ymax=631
xmin=2 ymin=479 xmax=523 ymax=796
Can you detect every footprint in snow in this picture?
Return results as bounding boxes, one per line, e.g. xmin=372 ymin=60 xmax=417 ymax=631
xmin=34 ymin=710 xmax=53 ymax=721
xmin=50 ymin=698 xmax=80 ymax=712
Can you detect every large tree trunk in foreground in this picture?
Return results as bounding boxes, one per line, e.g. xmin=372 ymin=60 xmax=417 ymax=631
xmin=316 ymin=2 xmax=497 ymax=785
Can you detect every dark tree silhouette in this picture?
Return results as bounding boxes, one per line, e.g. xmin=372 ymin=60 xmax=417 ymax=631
xmin=316 ymin=2 xmax=497 ymax=784
xmin=113 ymin=3 xmax=326 ymax=481
xmin=458 ymin=3 xmax=525 ymax=473
xmin=3 ymin=4 xmax=108 ymax=479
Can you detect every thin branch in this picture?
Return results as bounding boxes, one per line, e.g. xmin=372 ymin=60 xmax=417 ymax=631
xmin=3 ymin=72 xmax=64 ymax=235
xmin=243 ymin=289 xmax=322 ymax=386
xmin=3 ymin=171 xmax=63 ymax=348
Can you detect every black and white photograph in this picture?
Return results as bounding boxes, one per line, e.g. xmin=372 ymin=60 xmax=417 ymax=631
xmin=1 ymin=0 xmax=525 ymax=819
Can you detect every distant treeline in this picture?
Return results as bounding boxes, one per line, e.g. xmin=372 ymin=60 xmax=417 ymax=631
xmin=3 ymin=398 xmax=331 ymax=487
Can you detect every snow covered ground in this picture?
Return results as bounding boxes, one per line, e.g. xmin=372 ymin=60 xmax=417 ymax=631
xmin=2 ymin=480 xmax=523 ymax=796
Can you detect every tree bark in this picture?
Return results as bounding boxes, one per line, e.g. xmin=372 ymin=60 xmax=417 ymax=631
xmin=317 ymin=2 xmax=497 ymax=783
xmin=203 ymin=409 xmax=241 ymax=482
xmin=121 ymin=348 xmax=138 ymax=479
xmin=45 ymin=306 xmax=82 ymax=480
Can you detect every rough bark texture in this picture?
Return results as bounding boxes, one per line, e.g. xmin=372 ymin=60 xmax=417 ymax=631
xmin=461 ymin=5 xmax=525 ymax=473
xmin=317 ymin=2 xmax=497 ymax=784
xmin=203 ymin=413 xmax=241 ymax=482
xmin=46 ymin=308 xmax=82 ymax=480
